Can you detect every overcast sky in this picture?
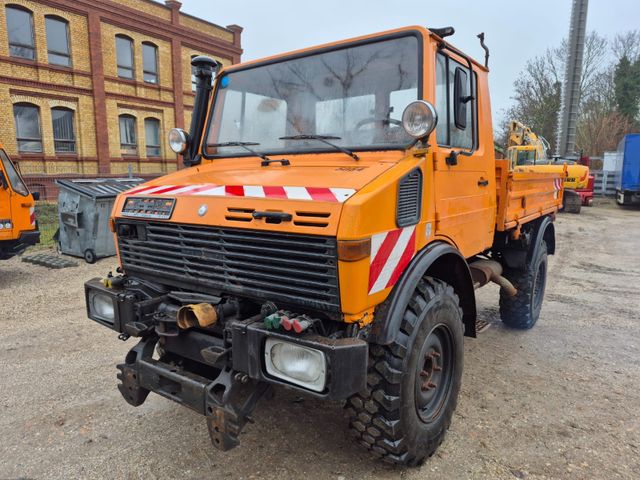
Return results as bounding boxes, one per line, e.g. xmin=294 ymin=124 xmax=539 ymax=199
xmin=181 ymin=0 xmax=640 ymax=123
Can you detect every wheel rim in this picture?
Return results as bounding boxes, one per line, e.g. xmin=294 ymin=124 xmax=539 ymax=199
xmin=532 ymin=260 xmax=546 ymax=314
xmin=414 ymin=324 xmax=454 ymax=423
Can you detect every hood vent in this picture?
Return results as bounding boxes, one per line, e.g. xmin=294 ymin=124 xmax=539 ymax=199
xmin=225 ymin=207 xmax=330 ymax=228
xmin=397 ymin=168 xmax=422 ymax=227
xmin=226 ymin=207 xmax=254 ymax=222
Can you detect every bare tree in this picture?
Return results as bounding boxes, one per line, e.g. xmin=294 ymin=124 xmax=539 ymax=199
xmin=612 ymin=30 xmax=640 ymax=63
xmin=500 ymin=31 xmax=611 ymax=154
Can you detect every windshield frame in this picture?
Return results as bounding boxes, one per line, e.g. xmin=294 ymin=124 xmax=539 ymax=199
xmin=0 ymin=149 xmax=29 ymax=196
xmin=201 ymin=30 xmax=424 ymax=160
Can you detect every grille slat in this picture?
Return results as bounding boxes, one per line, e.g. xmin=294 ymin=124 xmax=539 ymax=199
xmin=396 ymin=168 xmax=422 ymax=227
xmin=118 ymin=221 xmax=340 ymax=311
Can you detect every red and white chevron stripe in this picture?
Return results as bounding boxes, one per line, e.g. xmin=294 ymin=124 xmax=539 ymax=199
xmin=126 ymin=184 xmax=356 ymax=203
xmin=29 ymin=206 xmax=35 ymax=226
xmin=368 ymin=225 xmax=417 ymax=295
xmin=554 ymin=178 xmax=563 ymax=190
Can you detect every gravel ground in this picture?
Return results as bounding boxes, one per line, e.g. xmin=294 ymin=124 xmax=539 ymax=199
xmin=1 ymin=199 xmax=639 ymax=480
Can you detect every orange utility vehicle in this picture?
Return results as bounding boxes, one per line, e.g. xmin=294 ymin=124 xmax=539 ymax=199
xmin=85 ymin=26 xmax=563 ymax=465
xmin=0 ymin=145 xmax=39 ymax=260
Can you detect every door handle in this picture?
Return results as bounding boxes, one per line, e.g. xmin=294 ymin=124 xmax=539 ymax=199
xmin=477 ymin=179 xmax=489 ymax=187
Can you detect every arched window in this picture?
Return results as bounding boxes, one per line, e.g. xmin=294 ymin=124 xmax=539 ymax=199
xmin=115 ymin=35 xmax=134 ymax=79
xmin=191 ymin=55 xmax=198 ymax=91
xmin=119 ymin=114 xmax=137 ymax=156
xmin=13 ymin=103 xmax=42 ymax=152
xmin=142 ymin=42 xmax=158 ymax=84
xmin=144 ymin=118 xmax=161 ymax=157
xmin=45 ymin=16 xmax=71 ymax=67
xmin=51 ymin=107 xmax=76 ymax=153
xmin=6 ymin=5 xmax=35 ymax=60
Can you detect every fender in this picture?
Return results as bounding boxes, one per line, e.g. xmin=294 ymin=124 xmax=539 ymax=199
xmin=369 ymin=241 xmax=477 ymax=345
xmin=529 ymin=215 xmax=555 ymax=262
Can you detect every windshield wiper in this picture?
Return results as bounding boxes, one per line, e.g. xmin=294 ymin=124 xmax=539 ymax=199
xmin=279 ymin=135 xmax=359 ymax=161
xmin=208 ymin=142 xmax=290 ymax=167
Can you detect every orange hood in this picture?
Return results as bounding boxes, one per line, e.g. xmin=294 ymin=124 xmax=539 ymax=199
xmin=113 ymin=151 xmax=404 ymax=236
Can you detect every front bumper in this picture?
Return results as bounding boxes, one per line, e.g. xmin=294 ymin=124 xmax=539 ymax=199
xmin=85 ymin=279 xmax=368 ymax=400
xmin=0 ymin=230 xmax=40 ymax=260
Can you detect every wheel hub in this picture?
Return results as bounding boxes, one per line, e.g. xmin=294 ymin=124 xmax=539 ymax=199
xmin=415 ymin=325 xmax=454 ymax=423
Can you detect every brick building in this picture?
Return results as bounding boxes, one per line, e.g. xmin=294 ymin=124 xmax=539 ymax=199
xmin=0 ymin=0 xmax=242 ymax=195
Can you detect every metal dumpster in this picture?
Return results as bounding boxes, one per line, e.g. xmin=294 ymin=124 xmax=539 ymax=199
xmin=55 ymin=178 xmax=143 ymax=263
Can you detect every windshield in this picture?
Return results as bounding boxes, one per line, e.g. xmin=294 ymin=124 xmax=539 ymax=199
xmin=0 ymin=149 xmax=29 ymax=196
xmin=205 ymin=35 xmax=420 ymax=158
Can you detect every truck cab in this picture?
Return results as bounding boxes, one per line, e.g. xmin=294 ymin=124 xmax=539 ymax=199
xmin=0 ymin=146 xmax=39 ymax=260
xmin=84 ymin=26 xmax=561 ymax=465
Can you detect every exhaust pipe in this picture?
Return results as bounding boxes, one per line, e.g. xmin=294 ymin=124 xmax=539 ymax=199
xmin=177 ymin=303 xmax=218 ymax=329
xmin=469 ymin=259 xmax=517 ymax=297
xmin=185 ymin=56 xmax=222 ymax=167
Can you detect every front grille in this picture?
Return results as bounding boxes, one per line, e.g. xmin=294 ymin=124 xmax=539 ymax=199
xmin=117 ymin=221 xmax=340 ymax=311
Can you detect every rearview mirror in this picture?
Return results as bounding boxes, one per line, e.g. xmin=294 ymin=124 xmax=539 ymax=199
xmin=454 ymin=67 xmax=469 ymax=130
xmin=32 ymin=191 xmax=40 ymax=201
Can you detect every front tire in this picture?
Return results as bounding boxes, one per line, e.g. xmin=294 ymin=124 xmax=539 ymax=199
xmin=346 ymin=278 xmax=464 ymax=466
xmin=499 ymin=240 xmax=548 ymax=329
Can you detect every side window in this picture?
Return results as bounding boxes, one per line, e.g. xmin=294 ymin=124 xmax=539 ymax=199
xmin=119 ymin=114 xmax=137 ymax=156
xmin=448 ymin=59 xmax=474 ymax=149
xmin=13 ymin=103 xmax=42 ymax=152
xmin=435 ymin=54 xmax=448 ymax=145
xmin=435 ymin=53 xmax=477 ymax=149
xmin=144 ymin=118 xmax=161 ymax=157
xmin=6 ymin=5 xmax=35 ymax=60
xmin=45 ymin=16 xmax=71 ymax=66
xmin=191 ymin=55 xmax=198 ymax=91
xmin=116 ymin=35 xmax=134 ymax=79
xmin=142 ymin=42 xmax=158 ymax=84
xmin=51 ymin=107 xmax=76 ymax=153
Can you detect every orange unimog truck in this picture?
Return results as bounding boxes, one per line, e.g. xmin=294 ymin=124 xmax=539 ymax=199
xmin=85 ymin=26 xmax=563 ymax=465
xmin=0 ymin=145 xmax=39 ymax=260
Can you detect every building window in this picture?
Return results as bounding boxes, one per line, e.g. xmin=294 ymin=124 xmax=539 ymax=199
xmin=6 ymin=6 xmax=35 ymax=60
xmin=144 ymin=118 xmax=161 ymax=157
xmin=116 ymin=35 xmax=134 ymax=79
xmin=52 ymin=107 xmax=76 ymax=153
xmin=142 ymin=42 xmax=158 ymax=84
xmin=191 ymin=55 xmax=198 ymax=91
xmin=45 ymin=16 xmax=71 ymax=67
xmin=13 ymin=103 xmax=42 ymax=152
xmin=119 ymin=114 xmax=137 ymax=156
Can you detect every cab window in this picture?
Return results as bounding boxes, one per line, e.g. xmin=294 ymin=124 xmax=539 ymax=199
xmin=0 ymin=150 xmax=29 ymax=196
xmin=435 ymin=52 xmax=477 ymax=149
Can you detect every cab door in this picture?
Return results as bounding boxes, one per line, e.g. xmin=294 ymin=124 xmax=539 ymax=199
xmin=0 ymin=152 xmax=13 ymax=242
xmin=431 ymin=51 xmax=495 ymax=258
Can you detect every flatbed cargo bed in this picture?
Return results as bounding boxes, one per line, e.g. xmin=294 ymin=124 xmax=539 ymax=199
xmin=495 ymin=159 xmax=563 ymax=231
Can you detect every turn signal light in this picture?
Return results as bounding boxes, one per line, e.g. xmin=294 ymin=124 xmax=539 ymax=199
xmin=337 ymin=238 xmax=371 ymax=262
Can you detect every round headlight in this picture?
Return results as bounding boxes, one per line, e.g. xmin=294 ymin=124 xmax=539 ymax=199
xmin=402 ymin=100 xmax=438 ymax=139
xmin=4 ymin=222 xmax=11 ymax=229
xmin=168 ymin=128 xmax=189 ymax=154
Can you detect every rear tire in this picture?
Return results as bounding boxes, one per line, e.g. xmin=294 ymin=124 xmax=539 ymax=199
xmin=499 ymin=240 xmax=548 ymax=329
xmin=346 ymin=278 xmax=464 ymax=466
xmin=563 ymin=192 xmax=582 ymax=213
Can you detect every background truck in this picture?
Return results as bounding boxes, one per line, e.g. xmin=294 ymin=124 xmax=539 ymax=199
xmin=615 ymin=133 xmax=640 ymax=206
xmin=507 ymin=120 xmax=592 ymax=213
xmin=84 ymin=26 xmax=563 ymax=466
xmin=0 ymin=145 xmax=39 ymax=260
